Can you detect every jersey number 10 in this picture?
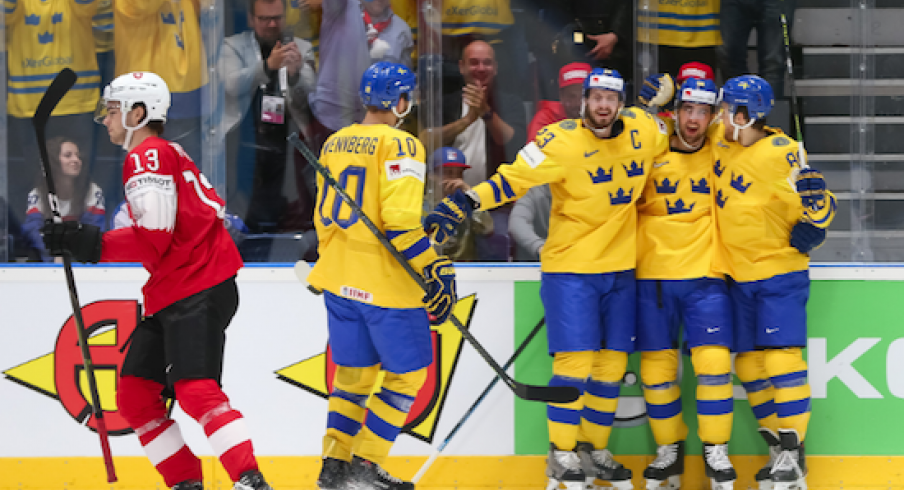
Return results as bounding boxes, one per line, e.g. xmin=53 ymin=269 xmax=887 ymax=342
xmin=317 ymin=165 xmax=367 ymax=229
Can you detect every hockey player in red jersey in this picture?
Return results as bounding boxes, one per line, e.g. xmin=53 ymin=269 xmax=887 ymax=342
xmin=42 ymin=72 xmax=273 ymax=490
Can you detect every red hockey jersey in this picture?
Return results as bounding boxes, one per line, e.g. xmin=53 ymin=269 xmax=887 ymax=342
xmin=101 ymin=136 xmax=243 ymax=315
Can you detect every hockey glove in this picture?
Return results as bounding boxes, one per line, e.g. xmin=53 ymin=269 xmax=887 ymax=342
xmin=795 ymin=168 xmax=827 ymax=209
xmin=790 ymin=220 xmax=826 ymax=254
xmin=423 ymin=256 xmax=457 ymax=325
xmin=424 ymin=189 xmax=477 ymax=245
xmin=42 ymin=220 xmax=103 ymax=263
xmin=638 ymin=73 xmax=675 ymax=108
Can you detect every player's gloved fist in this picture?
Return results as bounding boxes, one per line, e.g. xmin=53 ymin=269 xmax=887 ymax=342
xmin=795 ymin=168 xmax=827 ymax=209
xmin=423 ymin=256 xmax=457 ymax=325
xmin=790 ymin=220 xmax=826 ymax=254
xmin=425 ymin=189 xmax=477 ymax=245
xmin=638 ymin=73 xmax=675 ymax=107
xmin=41 ymin=220 xmax=102 ymax=263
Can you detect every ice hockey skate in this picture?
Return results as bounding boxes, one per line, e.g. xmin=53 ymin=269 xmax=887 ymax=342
xmin=234 ymin=470 xmax=274 ymax=490
xmin=350 ymin=455 xmax=413 ymax=490
xmin=546 ymin=444 xmax=586 ymax=490
xmin=643 ymin=441 xmax=683 ymax=490
xmin=576 ymin=442 xmax=633 ymax=490
xmin=703 ymin=443 xmax=736 ymax=490
xmin=771 ymin=431 xmax=807 ymax=490
xmin=317 ymin=457 xmax=351 ymax=490
xmin=172 ymin=480 xmax=203 ymax=490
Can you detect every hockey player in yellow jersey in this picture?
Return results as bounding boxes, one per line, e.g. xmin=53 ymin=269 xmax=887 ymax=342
xmin=636 ymin=78 xmax=737 ymax=490
xmin=309 ymin=62 xmax=457 ymax=490
xmin=427 ymin=68 xmax=673 ymax=490
xmin=713 ymin=75 xmax=837 ymax=490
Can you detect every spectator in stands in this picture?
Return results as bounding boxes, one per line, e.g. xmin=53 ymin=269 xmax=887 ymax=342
xmin=430 ymin=147 xmax=494 ymax=262
xmin=306 ymin=0 xmax=373 ymax=148
xmin=362 ymin=0 xmax=414 ymax=66
xmin=509 ymin=184 xmax=551 ymax=261
xmin=719 ymin=0 xmax=792 ymax=97
xmin=114 ymin=0 xmax=207 ymax=164
xmin=23 ymin=137 xmax=105 ymax=262
xmin=637 ymin=0 xmax=720 ymax=83
xmin=528 ymin=62 xmax=591 ymax=142
xmin=440 ymin=39 xmax=526 ymax=187
xmin=6 ymin=0 xmax=100 ymax=245
xmin=221 ymin=0 xmax=317 ymax=233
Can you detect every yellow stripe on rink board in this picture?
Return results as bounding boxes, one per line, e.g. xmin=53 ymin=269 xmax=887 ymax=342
xmin=2 ymin=456 xmax=904 ymax=490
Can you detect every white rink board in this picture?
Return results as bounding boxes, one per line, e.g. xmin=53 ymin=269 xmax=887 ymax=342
xmin=0 ymin=265 xmax=514 ymax=458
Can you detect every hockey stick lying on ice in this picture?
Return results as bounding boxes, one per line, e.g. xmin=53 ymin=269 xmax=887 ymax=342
xmin=412 ymin=315 xmax=547 ymax=483
xmin=34 ymin=68 xmax=117 ymax=482
xmin=288 ymin=133 xmax=578 ymax=404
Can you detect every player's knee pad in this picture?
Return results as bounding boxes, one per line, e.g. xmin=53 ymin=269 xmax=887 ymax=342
xmin=691 ymin=346 xmax=731 ymax=376
xmin=117 ymin=375 xmax=167 ymax=425
xmin=334 ymin=364 xmax=381 ymax=394
xmin=734 ymin=350 xmax=766 ymax=383
xmin=641 ymin=350 xmax=679 ymax=386
xmin=382 ymin=367 xmax=428 ymax=398
xmin=592 ymin=349 xmax=628 ymax=382
xmin=173 ymin=378 xmax=229 ymax=422
xmin=763 ymin=348 xmax=807 ymax=379
xmin=553 ymin=351 xmax=594 ymax=380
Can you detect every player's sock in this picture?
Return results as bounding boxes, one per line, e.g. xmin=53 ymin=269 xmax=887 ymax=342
xmin=547 ymin=351 xmax=592 ymax=451
xmin=579 ymin=349 xmax=627 ymax=449
xmin=118 ymin=375 xmax=202 ymax=487
xmin=175 ymin=379 xmax=258 ymax=483
xmin=764 ymin=348 xmax=811 ymax=439
xmin=735 ymin=351 xmax=780 ymax=434
xmin=691 ymin=346 xmax=734 ymax=444
xmin=355 ymin=368 xmax=427 ymax=464
xmin=323 ymin=364 xmax=381 ymax=461
xmin=641 ymin=349 xmax=688 ymax=445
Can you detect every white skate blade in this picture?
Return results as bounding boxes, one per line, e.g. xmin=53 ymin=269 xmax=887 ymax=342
xmin=758 ymin=480 xmax=774 ymax=490
xmin=772 ymin=479 xmax=807 ymax=490
xmin=645 ymin=474 xmax=680 ymax=490
xmin=711 ymin=478 xmax=734 ymax=490
xmin=547 ymin=479 xmax=586 ymax=490
xmin=586 ymin=478 xmax=633 ymax=490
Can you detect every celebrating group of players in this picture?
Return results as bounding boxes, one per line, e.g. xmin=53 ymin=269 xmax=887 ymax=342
xmin=40 ymin=57 xmax=834 ymax=490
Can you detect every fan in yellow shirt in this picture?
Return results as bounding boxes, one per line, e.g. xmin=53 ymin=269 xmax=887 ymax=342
xmin=426 ymin=68 xmax=672 ymax=490
xmin=636 ymin=77 xmax=737 ymax=490
xmin=713 ymin=74 xmax=836 ymax=490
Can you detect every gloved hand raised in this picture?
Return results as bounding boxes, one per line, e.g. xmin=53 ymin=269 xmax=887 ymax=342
xmin=424 ymin=189 xmax=477 ymax=245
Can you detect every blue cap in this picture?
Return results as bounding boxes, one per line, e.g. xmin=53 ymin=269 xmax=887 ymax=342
xmin=432 ymin=147 xmax=470 ymax=168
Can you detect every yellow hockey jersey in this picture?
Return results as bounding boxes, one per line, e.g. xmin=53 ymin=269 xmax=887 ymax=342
xmin=308 ymin=123 xmax=434 ymax=309
xmin=712 ymin=126 xmax=836 ymax=282
xmin=472 ymin=110 xmax=670 ymax=274
xmin=637 ymin=138 xmax=718 ymax=280
xmin=114 ymin=0 xmax=207 ymax=117
xmin=442 ymin=0 xmax=513 ymax=36
xmin=637 ymin=0 xmax=721 ymax=48
xmin=6 ymin=0 xmax=100 ymax=117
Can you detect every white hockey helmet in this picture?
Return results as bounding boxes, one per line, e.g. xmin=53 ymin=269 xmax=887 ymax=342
xmin=95 ymin=72 xmax=171 ymax=149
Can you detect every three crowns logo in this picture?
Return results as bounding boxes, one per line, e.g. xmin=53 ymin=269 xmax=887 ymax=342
xmin=624 ymin=161 xmax=644 ymax=177
xmin=731 ymin=172 xmax=752 ymax=193
xmin=716 ymin=189 xmax=729 ymax=208
xmin=655 ymin=178 xmax=678 ymax=194
xmin=25 ymin=13 xmax=40 ymax=25
xmin=275 ymin=295 xmax=476 ymax=443
xmin=52 ymin=12 xmax=63 ymax=24
xmin=714 ymin=160 xmax=725 ymax=177
xmin=667 ymin=198 xmax=695 ymax=215
xmin=161 ymin=12 xmax=176 ymax=24
xmin=38 ymin=31 xmax=54 ymax=44
xmin=691 ymin=178 xmax=710 ymax=194
xmin=589 ymin=167 xmax=613 ymax=184
xmin=609 ymin=188 xmax=633 ymax=205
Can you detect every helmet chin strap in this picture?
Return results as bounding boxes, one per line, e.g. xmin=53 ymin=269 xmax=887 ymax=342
xmin=392 ymin=102 xmax=412 ymax=128
xmin=120 ymin=103 xmax=150 ymax=150
xmin=727 ymin=110 xmax=756 ymax=141
xmin=672 ymin=113 xmax=704 ymax=150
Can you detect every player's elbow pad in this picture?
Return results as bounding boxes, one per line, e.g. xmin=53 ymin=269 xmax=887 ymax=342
xmin=388 ymin=228 xmax=438 ymax=271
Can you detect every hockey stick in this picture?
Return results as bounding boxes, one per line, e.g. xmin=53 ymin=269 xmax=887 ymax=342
xmin=34 ymin=68 xmax=117 ymax=483
xmin=780 ymin=9 xmax=809 ymax=170
xmin=293 ymin=260 xmax=323 ymax=295
xmin=412 ymin=315 xmax=547 ymax=483
xmin=288 ymin=133 xmax=578 ymax=404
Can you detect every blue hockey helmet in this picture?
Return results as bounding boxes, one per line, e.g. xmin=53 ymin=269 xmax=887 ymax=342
xmin=583 ymin=68 xmax=625 ymax=100
xmin=676 ymin=77 xmax=719 ymax=107
xmin=719 ymin=75 xmax=774 ymax=120
xmin=359 ymin=61 xmax=417 ymax=110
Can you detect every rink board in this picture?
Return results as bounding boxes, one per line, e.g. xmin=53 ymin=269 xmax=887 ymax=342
xmin=1 ymin=264 xmax=903 ymax=489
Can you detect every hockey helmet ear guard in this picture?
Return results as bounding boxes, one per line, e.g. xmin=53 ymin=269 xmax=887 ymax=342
xmin=96 ymin=72 xmax=172 ymax=149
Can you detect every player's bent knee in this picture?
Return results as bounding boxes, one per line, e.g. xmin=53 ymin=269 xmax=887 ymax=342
xmin=383 ymin=367 xmax=428 ymax=396
xmin=593 ymin=349 xmax=628 ymax=382
xmin=335 ymin=364 xmax=381 ymax=393
xmin=553 ymin=351 xmax=594 ymax=379
xmin=117 ymin=375 xmax=166 ymax=423
xmin=734 ymin=351 xmax=765 ymax=383
xmin=762 ymin=348 xmax=807 ymax=379
xmin=173 ymin=378 xmax=229 ymax=421
xmin=691 ymin=346 xmax=731 ymax=375
xmin=641 ymin=350 xmax=679 ymax=385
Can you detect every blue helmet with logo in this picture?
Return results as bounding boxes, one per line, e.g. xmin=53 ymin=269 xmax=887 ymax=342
xmin=583 ymin=68 xmax=625 ymax=100
xmin=359 ymin=61 xmax=417 ymax=110
xmin=720 ymin=75 xmax=774 ymax=120
xmin=676 ymin=77 xmax=719 ymax=107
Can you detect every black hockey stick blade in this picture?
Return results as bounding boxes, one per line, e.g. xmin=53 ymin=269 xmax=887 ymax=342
xmin=516 ymin=384 xmax=580 ymax=404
